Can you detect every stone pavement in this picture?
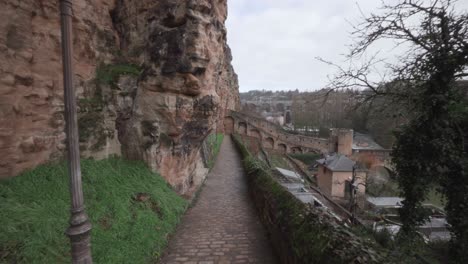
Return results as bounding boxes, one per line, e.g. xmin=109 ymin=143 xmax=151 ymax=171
xmin=159 ymin=136 xmax=277 ymax=264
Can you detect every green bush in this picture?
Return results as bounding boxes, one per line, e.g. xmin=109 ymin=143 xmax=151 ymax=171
xmin=366 ymin=179 xmax=400 ymax=197
xmin=0 ymin=158 xmax=187 ymax=263
xmin=373 ymin=228 xmax=395 ymax=249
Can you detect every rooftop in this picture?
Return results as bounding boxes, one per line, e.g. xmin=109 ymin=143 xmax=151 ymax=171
xmin=352 ymin=132 xmax=385 ymax=151
xmin=367 ymin=197 xmax=404 ymax=208
xmin=316 ymin=154 xmax=356 ymax=172
xmin=275 ymin=167 xmax=301 ymax=180
xmin=280 ymin=183 xmax=307 ymax=191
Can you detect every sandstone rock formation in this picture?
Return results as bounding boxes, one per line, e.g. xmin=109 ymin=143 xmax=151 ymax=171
xmin=0 ymin=0 xmax=240 ymax=195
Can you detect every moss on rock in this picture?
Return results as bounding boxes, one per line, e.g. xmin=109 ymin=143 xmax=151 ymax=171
xmin=95 ymin=63 xmax=141 ymax=88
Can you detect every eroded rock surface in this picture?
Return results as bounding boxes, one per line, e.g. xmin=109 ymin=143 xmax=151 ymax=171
xmin=0 ymin=0 xmax=239 ymax=195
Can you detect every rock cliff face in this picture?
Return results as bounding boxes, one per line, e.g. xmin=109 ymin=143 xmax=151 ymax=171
xmin=0 ymin=0 xmax=240 ymax=195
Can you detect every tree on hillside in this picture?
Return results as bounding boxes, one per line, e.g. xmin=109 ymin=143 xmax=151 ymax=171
xmin=348 ymin=95 xmax=408 ymax=148
xmin=291 ymin=89 xmax=357 ymax=131
xmin=322 ymin=0 xmax=468 ymax=261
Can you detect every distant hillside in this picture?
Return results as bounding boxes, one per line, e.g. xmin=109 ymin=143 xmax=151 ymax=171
xmin=240 ymin=89 xmax=402 ymax=148
xmin=240 ymin=90 xmax=299 ymax=101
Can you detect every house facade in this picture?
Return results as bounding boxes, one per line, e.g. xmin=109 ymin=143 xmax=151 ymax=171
xmin=316 ymin=154 xmax=366 ymax=198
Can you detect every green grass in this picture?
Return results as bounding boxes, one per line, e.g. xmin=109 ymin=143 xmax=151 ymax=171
xmin=367 ymin=179 xmax=400 ymax=197
xmin=367 ymin=180 xmax=446 ymax=208
xmin=269 ymin=153 xmax=292 ymax=170
xmin=206 ymin=133 xmax=224 ymax=169
xmin=289 ymin=153 xmax=321 ymax=165
xmin=0 ymin=158 xmax=187 ymax=263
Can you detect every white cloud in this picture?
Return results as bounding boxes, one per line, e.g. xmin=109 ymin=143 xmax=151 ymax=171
xmin=226 ymin=0 xmax=468 ymax=92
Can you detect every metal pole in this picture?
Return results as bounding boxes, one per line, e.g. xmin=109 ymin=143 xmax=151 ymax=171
xmin=60 ymin=1 xmax=93 ymax=263
xmin=350 ymin=165 xmax=357 ymax=224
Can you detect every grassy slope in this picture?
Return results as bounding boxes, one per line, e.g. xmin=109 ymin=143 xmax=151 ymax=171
xmin=206 ymin=134 xmax=224 ymax=169
xmin=289 ymin=153 xmax=321 ymax=165
xmin=0 ymin=158 xmax=187 ymax=263
xmin=367 ymin=179 xmax=446 ymax=208
xmin=269 ymin=154 xmax=293 ymax=170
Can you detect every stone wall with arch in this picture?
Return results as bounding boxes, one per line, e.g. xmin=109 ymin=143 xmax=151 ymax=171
xmin=225 ymin=111 xmax=393 ymax=169
xmin=223 ymin=116 xmax=235 ymax=134
xmin=264 ymin=137 xmax=274 ymax=149
xmin=226 ymin=111 xmax=331 ymax=154
xmin=249 ymin=129 xmax=262 ymax=139
xmin=238 ymin=122 xmax=247 ymax=135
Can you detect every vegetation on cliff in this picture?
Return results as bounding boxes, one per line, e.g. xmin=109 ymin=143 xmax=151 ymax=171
xmin=78 ymin=63 xmax=142 ymax=151
xmin=95 ymin=63 xmax=141 ymax=88
xmin=0 ymin=158 xmax=187 ymax=263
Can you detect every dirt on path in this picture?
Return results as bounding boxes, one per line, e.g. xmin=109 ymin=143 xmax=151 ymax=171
xmin=159 ymin=136 xmax=277 ymax=264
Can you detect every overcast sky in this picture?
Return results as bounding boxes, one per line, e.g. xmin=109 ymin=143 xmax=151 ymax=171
xmin=226 ymin=0 xmax=468 ymax=92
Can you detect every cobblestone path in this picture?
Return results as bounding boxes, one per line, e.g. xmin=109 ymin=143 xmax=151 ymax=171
xmin=159 ymin=136 xmax=277 ymax=264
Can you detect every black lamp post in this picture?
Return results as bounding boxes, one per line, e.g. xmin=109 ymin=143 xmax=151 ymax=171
xmin=59 ymin=0 xmax=93 ymax=263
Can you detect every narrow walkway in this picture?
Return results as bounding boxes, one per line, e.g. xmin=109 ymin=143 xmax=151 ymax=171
xmin=160 ymin=136 xmax=277 ymax=264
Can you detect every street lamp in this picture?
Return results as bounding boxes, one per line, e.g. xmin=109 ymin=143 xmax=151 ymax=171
xmin=59 ymin=0 xmax=93 ymax=263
